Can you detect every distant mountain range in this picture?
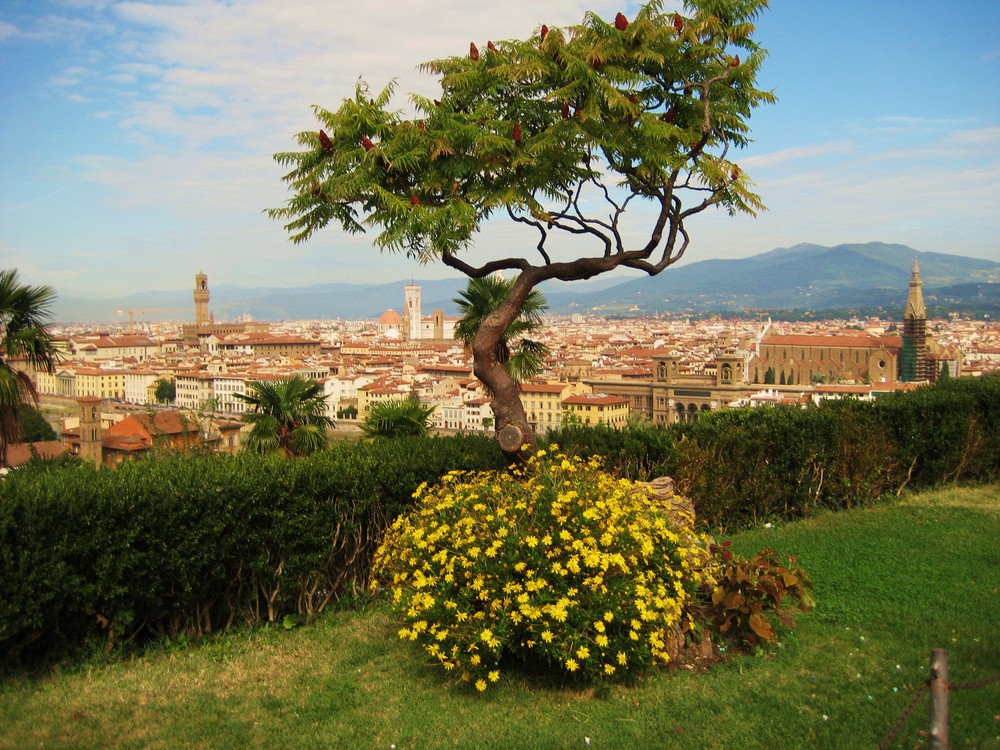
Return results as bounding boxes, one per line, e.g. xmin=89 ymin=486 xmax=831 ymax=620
xmin=53 ymin=242 xmax=999 ymax=324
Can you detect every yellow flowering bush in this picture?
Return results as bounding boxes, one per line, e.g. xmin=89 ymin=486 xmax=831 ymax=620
xmin=372 ymin=449 xmax=715 ymax=690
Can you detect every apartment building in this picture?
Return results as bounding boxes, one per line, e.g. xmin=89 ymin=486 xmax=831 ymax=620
xmin=561 ymin=393 xmax=631 ymax=429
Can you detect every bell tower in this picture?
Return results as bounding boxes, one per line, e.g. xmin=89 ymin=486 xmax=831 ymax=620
xmin=194 ymin=272 xmax=210 ymax=327
xmin=901 ymin=260 xmax=930 ymax=382
xmin=77 ymin=396 xmax=103 ymax=468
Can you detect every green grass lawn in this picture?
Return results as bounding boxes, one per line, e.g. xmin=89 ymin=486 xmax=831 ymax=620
xmin=2 ymin=485 xmax=998 ymax=749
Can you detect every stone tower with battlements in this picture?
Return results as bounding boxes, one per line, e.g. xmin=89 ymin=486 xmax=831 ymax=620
xmin=194 ymin=272 xmax=210 ymax=327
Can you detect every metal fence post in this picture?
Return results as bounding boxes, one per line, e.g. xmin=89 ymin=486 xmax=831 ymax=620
xmin=929 ymin=648 xmax=949 ymax=750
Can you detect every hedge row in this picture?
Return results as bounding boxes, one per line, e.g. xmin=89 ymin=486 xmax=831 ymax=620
xmin=0 ymin=435 xmax=506 ymax=667
xmin=547 ymin=374 xmax=1000 ymax=529
xmin=3 ymin=375 xmax=997 ymax=669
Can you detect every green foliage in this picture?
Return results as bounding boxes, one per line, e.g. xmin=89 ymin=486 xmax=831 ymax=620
xmin=1 ymin=269 xmax=59 ymax=466
xmin=0 ymin=435 xmax=505 ymax=669
xmin=17 ymin=404 xmax=56 ymax=442
xmin=693 ymin=542 xmax=813 ymax=649
xmin=453 ymin=276 xmax=550 ymax=384
xmin=546 ymin=421 xmax=679 ymax=480
xmin=550 ymin=375 xmax=1000 ymax=530
xmin=236 ymin=375 xmax=333 ymax=456
xmin=373 ymin=449 xmax=716 ymax=691
xmin=268 ymin=1 xmax=773 ymax=455
xmin=153 ymin=377 xmax=176 ymax=404
xmin=269 ymin=0 xmax=772 ymax=273
xmin=361 ymin=397 xmax=436 ymax=438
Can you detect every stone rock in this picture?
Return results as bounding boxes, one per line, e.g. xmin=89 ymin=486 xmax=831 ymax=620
xmin=630 ymin=476 xmax=695 ymax=530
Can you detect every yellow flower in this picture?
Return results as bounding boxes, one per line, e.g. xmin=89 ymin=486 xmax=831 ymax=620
xmin=470 ymin=654 xmax=481 ymax=666
xmin=576 ymin=646 xmax=590 ymax=660
xmin=617 ymin=651 xmax=628 ymax=666
xmin=524 ymin=535 xmax=538 ymax=548
xmin=604 ymin=663 xmax=616 ymax=675
xmin=541 ymin=630 xmax=554 ymax=643
xmin=475 ymin=679 xmax=487 ymax=692
xmin=595 ymin=635 xmax=609 ymax=648
xmin=565 ymin=658 xmax=579 ymax=672
xmin=488 ymin=670 xmax=500 ymax=683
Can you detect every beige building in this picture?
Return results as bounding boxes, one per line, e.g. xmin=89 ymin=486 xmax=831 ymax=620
xmin=75 ymin=367 xmax=128 ymax=400
xmin=561 ymin=393 xmax=630 ymax=428
xmin=174 ymin=371 xmax=215 ymax=410
xmin=520 ymin=382 xmax=590 ymax=434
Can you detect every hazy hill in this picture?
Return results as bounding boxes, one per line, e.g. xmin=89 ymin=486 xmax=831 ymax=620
xmin=542 ymin=242 xmax=999 ymax=314
xmin=52 ymin=242 xmax=998 ymax=324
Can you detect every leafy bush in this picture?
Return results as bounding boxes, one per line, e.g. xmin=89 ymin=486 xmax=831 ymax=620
xmin=693 ymin=542 xmax=813 ymax=649
xmin=372 ymin=449 xmax=716 ymax=691
xmin=552 ymin=375 xmax=1000 ymax=531
xmin=0 ymin=435 xmax=505 ymax=668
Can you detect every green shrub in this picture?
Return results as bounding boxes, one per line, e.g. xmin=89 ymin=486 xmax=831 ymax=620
xmin=693 ymin=542 xmax=813 ymax=649
xmin=0 ymin=435 xmax=506 ymax=668
xmin=544 ymin=422 xmax=679 ymax=480
xmin=372 ymin=449 xmax=716 ymax=691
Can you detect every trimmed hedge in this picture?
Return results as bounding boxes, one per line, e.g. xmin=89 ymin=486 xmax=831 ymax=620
xmin=547 ymin=374 xmax=1000 ymax=529
xmin=2 ymin=375 xmax=997 ymax=669
xmin=0 ymin=435 xmax=505 ymax=668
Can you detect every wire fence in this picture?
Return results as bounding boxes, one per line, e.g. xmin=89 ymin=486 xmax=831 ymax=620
xmin=879 ymin=649 xmax=1000 ymax=750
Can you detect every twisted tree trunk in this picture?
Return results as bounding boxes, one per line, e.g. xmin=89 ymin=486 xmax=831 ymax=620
xmin=470 ymin=272 xmax=540 ymax=461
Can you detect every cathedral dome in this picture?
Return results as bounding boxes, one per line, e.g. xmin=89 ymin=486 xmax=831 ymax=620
xmin=379 ymin=309 xmax=403 ymax=326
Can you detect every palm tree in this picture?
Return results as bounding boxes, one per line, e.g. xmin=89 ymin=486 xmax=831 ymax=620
xmin=1 ymin=269 xmax=59 ymax=467
xmin=453 ymin=275 xmax=550 ymax=384
xmin=235 ymin=376 xmax=333 ymax=456
xmin=361 ymin=396 xmax=436 ymax=438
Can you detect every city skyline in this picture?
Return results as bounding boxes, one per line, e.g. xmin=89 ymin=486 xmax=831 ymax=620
xmin=2 ymin=0 xmax=999 ymax=299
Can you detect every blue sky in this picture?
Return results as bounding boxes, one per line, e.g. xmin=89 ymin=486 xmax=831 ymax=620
xmin=2 ymin=0 xmax=998 ymax=299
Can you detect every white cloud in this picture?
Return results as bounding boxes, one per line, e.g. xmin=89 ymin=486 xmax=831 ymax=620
xmin=742 ymin=141 xmax=855 ymax=169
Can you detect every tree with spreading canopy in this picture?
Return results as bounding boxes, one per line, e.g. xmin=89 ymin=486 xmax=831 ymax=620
xmin=269 ymin=0 xmax=773 ymax=459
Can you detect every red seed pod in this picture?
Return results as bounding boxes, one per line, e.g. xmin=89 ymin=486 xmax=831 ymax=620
xmin=318 ymin=130 xmax=333 ymax=151
xmin=311 ymin=182 xmax=322 ymax=196
xmin=540 ymin=24 xmax=548 ymax=42
xmin=452 ymin=181 xmax=459 ymax=193
xmin=418 ymin=120 xmax=425 ymax=130
xmin=361 ymin=135 xmax=374 ymax=151
xmin=513 ymin=122 xmax=522 ymax=144
xmin=470 ymin=42 xmax=479 ymax=61
xmin=673 ymin=13 xmax=683 ymax=32
xmin=731 ymin=165 xmax=741 ymax=180
xmin=410 ymin=193 xmax=421 ymax=206
xmin=732 ymin=55 xmax=740 ymax=67
xmin=628 ymin=92 xmax=638 ymax=104
xmin=434 ymin=99 xmax=442 ymax=107
xmin=487 ymin=40 xmax=497 ymax=53
xmin=562 ymin=100 xmax=570 ymax=119
xmin=665 ymin=106 xmax=677 ymax=123
xmin=722 ymin=549 xmax=732 ymax=563
xmin=614 ymin=12 xmax=628 ymax=31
